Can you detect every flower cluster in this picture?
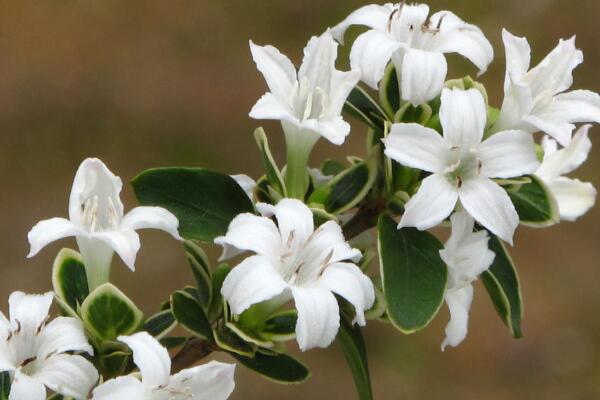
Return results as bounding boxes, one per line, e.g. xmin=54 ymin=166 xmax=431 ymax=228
xmin=1 ymin=2 xmax=596 ymax=399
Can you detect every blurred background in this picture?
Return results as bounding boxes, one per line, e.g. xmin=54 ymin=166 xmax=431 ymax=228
xmin=1 ymin=0 xmax=599 ymax=398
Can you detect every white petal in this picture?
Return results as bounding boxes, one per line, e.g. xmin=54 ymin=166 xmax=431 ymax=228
xmin=93 ymin=230 xmax=140 ymax=271
xmin=524 ymin=114 xmax=574 ymax=147
xmin=427 ymin=11 xmax=494 ymax=75
xmin=9 ymin=370 xmax=46 ymax=400
xmin=302 ymin=220 xmax=361 ymax=266
xmin=459 ymin=177 xmax=518 ymax=245
xmin=257 ymin=199 xmax=314 ymax=245
xmin=526 ymin=36 xmax=582 ymax=97
xmin=231 ymin=174 xmax=257 ymax=201
xmin=221 ymin=255 xmax=288 ymax=315
xmin=214 ymin=213 xmax=282 ymax=261
xmin=547 ymin=177 xmax=596 ymax=221
xmin=165 ymin=361 xmax=236 ymax=400
xmin=37 ymin=317 xmax=93 ymax=359
xmin=298 ymin=31 xmax=337 ymax=95
xmin=441 ymin=285 xmax=473 ymax=350
xmin=399 ymin=48 xmax=447 ymax=106
xmin=349 ymin=29 xmax=401 ymax=89
xmin=318 ymin=262 xmax=375 ymax=326
xmin=440 ymin=88 xmax=486 ymax=148
xmin=399 ymin=174 xmax=459 ymax=230
xmin=76 ymin=236 xmax=114 ymax=283
xmin=249 ymin=41 xmax=296 ymax=101
xmin=92 ymin=376 xmax=147 ymax=400
xmin=383 ymin=123 xmax=447 ymax=173
xmin=118 ymin=332 xmax=171 ymax=388
xmin=478 ymin=130 xmax=539 ymax=178
xmin=501 ymin=29 xmax=531 ymax=91
xmin=27 ymin=217 xmax=82 ymax=258
xmin=292 ymin=286 xmax=340 ymax=351
xmin=8 ymin=291 xmax=53 ymax=334
xmin=327 ymin=69 xmax=361 ymax=118
xmin=249 ymin=92 xmax=295 ymax=122
xmin=312 ymin=116 xmax=352 ymax=146
xmin=550 ymin=90 xmax=600 ymax=126
xmin=32 ymin=354 xmax=99 ymax=399
xmin=537 ymin=124 xmax=592 ymax=179
xmin=68 ymin=158 xmax=124 ymax=225
xmin=121 ymin=206 xmax=182 ymax=240
xmin=331 ymin=4 xmax=394 ymax=43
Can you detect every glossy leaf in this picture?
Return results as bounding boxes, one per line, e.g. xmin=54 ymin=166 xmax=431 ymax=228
xmin=171 ymin=290 xmax=213 ymax=340
xmin=379 ymin=64 xmax=400 ymax=118
xmin=184 ymin=241 xmax=212 ymax=308
xmin=254 ymin=127 xmax=286 ymax=196
xmin=0 ymin=371 xmax=10 ymax=400
xmin=52 ymin=248 xmax=89 ymax=314
xmin=260 ymin=309 xmax=297 ymax=342
xmin=337 ymin=318 xmax=373 ymax=400
xmin=132 ymin=167 xmax=254 ymax=241
xmin=214 ymin=326 xmax=256 ymax=357
xmin=144 ymin=309 xmax=176 ymax=339
xmin=344 ymin=86 xmax=387 ymax=133
xmin=377 ymin=215 xmax=447 ymax=333
xmin=232 ymin=352 xmax=310 ymax=384
xmin=208 ymin=264 xmax=231 ymax=322
xmin=507 ymin=175 xmax=559 ymax=227
xmin=481 ymin=235 xmax=523 ymax=338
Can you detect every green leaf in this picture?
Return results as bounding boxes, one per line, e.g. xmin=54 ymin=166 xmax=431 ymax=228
xmin=379 ymin=64 xmax=400 ymax=118
xmin=214 ymin=325 xmax=256 ymax=357
xmin=344 ymin=86 xmax=387 ymax=133
xmin=320 ymin=159 xmax=346 ymax=176
xmin=208 ymin=264 xmax=231 ymax=322
xmin=254 ymin=127 xmax=286 ymax=196
xmin=507 ymin=175 xmax=559 ymax=227
xmin=260 ymin=309 xmax=297 ymax=342
xmin=99 ymin=349 xmax=131 ymax=379
xmin=481 ymin=235 xmax=523 ymax=338
xmin=231 ymin=352 xmax=310 ymax=384
xmin=171 ymin=290 xmax=213 ymax=340
xmin=184 ymin=241 xmax=212 ymax=308
xmin=0 ymin=371 xmax=10 ymax=400
xmin=132 ymin=168 xmax=254 ymax=241
xmin=144 ymin=309 xmax=176 ymax=339
xmin=337 ymin=318 xmax=373 ymax=400
xmin=81 ymin=283 xmax=144 ymax=341
xmin=52 ymin=248 xmax=89 ymax=314
xmin=377 ymin=215 xmax=447 ymax=333
xmin=160 ymin=336 xmax=187 ymax=349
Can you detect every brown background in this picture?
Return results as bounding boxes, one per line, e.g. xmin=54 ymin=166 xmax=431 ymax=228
xmin=1 ymin=1 xmax=599 ymax=399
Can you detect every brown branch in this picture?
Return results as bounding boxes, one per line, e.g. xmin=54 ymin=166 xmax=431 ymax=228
xmin=171 ymin=338 xmax=217 ymax=373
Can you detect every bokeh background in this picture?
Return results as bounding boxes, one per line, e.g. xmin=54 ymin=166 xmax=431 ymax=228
xmin=1 ymin=0 xmax=599 ymax=398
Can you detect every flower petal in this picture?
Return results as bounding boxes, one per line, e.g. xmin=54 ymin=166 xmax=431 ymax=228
xmin=257 ymin=199 xmax=314 ymax=245
xmin=121 ymin=206 xmax=182 ymax=240
xmin=249 ymin=92 xmax=295 ymax=122
xmin=9 ymin=370 xmax=46 ymax=400
xmin=319 ymin=262 xmax=375 ymax=326
xmin=547 ymin=177 xmax=596 ymax=221
xmin=214 ymin=213 xmax=281 ymax=260
xmin=221 ymin=255 xmax=288 ymax=315
xmin=311 ymin=116 xmax=352 ymax=146
xmin=524 ymin=114 xmax=574 ymax=147
xmin=478 ymin=130 xmax=539 ymax=178
xmin=440 ymin=88 xmax=486 ymax=148
xmin=501 ymin=29 xmax=531 ymax=90
xmin=441 ymin=285 xmax=474 ymax=351
xmin=166 ymin=361 xmax=236 ymax=400
xmin=8 ymin=291 xmax=53 ymax=334
xmin=292 ymin=286 xmax=340 ymax=351
xmin=249 ymin=41 xmax=296 ymax=101
xmin=32 ymin=354 xmax=99 ymax=399
xmin=27 ymin=218 xmax=82 ymax=258
xmin=302 ymin=221 xmax=361 ymax=265
xmin=92 ymin=376 xmax=147 ymax=400
xmin=37 ymin=317 xmax=93 ymax=359
xmin=399 ymin=174 xmax=459 ymax=230
xmin=331 ymin=4 xmax=394 ymax=43
xmin=231 ymin=174 xmax=257 ymax=201
xmin=327 ymin=69 xmax=361 ymax=118
xmin=459 ymin=177 xmax=518 ymax=245
xmin=93 ymin=230 xmax=140 ymax=271
xmin=118 ymin=332 xmax=171 ymax=388
xmin=399 ymin=48 xmax=447 ymax=106
xmin=537 ymin=124 xmax=593 ymax=179
xmin=298 ymin=31 xmax=338 ymax=95
xmin=349 ymin=29 xmax=402 ymax=89
xmin=383 ymin=123 xmax=447 ymax=173
xmin=550 ymin=90 xmax=600 ymax=126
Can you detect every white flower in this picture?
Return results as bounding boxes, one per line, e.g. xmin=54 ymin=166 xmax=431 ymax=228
xmin=493 ymin=29 xmax=600 ymax=146
xmin=536 ymin=125 xmax=597 ymax=221
xmin=0 ymin=291 xmax=98 ymax=400
xmin=383 ymin=88 xmax=540 ymax=244
xmin=231 ymin=174 xmax=257 ymax=202
xmin=249 ymin=30 xmax=360 ymax=148
xmin=27 ymin=158 xmax=182 ymax=289
xmin=331 ymin=2 xmax=493 ymax=106
xmin=92 ymin=332 xmax=235 ymax=400
xmin=215 ymin=198 xmax=375 ymax=351
xmin=439 ymin=212 xmax=495 ymax=350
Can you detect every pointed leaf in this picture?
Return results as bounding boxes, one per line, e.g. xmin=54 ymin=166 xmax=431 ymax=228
xmin=337 ymin=318 xmax=373 ymax=400
xmin=184 ymin=241 xmax=212 ymax=308
xmin=260 ymin=309 xmax=297 ymax=342
xmin=507 ymin=175 xmax=559 ymax=227
xmin=52 ymin=248 xmax=89 ymax=314
xmin=379 ymin=64 xmax=400 ymax=118
xmin=144 ymin=309 xmax=176 ymax=339
xmin=214 ymin=326 xmax=256 ymax=357
xmin=344 ymin=86 xmax=387 ymax=133
xmin=132 ymin=167 xmax=254 ymax=241
xmin=254 ymin=127 xmax=286 ymax=196
xmin=0 ymin=371 xmax=10 ymax=400
xmin=377 ymin=215 xmax=447 ymax=333
xmin=208 ymin=264 xmax=231 ymax=322
xmin=231 ymin=352 xmax=310 ymax=384
xmin=171 ymin=290 xmax=213 ymax=340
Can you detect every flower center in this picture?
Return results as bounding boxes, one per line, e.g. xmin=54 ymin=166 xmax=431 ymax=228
xmin=82 ymin=195 xmax=120 ymax=232
xmin=293 ymin=77 xmax=328 ymax=122
xmin=279 ymin=228 xmax=333 ymax=286
xmin=444 ymin=148 xmax=481 ymax=187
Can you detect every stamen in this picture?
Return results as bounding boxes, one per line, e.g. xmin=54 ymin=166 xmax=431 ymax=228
xmin=21 ymin=356 xmax=36 ymax=368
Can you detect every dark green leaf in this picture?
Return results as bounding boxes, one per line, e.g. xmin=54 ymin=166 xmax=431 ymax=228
xmin=132 ymin=168 xmax=254 ymax=241
xmin=344 ymin=86 xmax=387 ymax=133
xmin=507 ymin=175 xmax=559 ymax=227
xmin=254 ymin=127 xmax=286 ymax=196
xmin=171 ymin=290 xmax=213 ymax=340
xmin=260 ymin=310 xmax=297 ymax=342
xmin=52 ymin=248 xmax=89 ymax=314
xmin=214 ymin=326 xmax=256 ymax=357
xmin=184 ymin=241 xmax=212 ymax=308
xmin=208 ymin=264 xmax=231 ymax=322
xmin=99 ymin=350 xmax=131 ymax=379
xmin=379 ymin=64 xmax=399 ymax=118
xmin=231 ymin=352 xmax=310 ymax=384
xmin=320 ymin=159 xmax=346 ymax=176
xmin=337 ymin=318 xmax=373 ymax=400
xmin=160 ymin=336 xmax=187 ymax=349
xmin=144 ymin=309 xmax=176 ymax=339
xmin=377 ymin=215 xmax=447 ymax=333
xmin=0 ymin=371 xmax=10 ymax=400
xmin=81 ymin=283 xmax=144 ymax=341
xmin=481 ymin=235 xmax=523 ymax=338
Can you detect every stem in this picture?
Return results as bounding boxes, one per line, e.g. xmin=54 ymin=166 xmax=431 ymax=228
xmin=77 ymin=237 xmax=113 ymax=291
xmin=285 ymin=139 xmax=312 ymax=200
xmin=171 ymin=338 xmax=217 ymax=373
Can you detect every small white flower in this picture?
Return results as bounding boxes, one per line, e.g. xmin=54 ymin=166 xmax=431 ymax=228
xmin=493 ymin=29 xmax=600 ymax=146
xmin=331 ymin=2 xmax=493 ymax=106
xmin=0 ymin=291 xmax=98 ymax=400
xmin=27 ymin=158 xmax=182 ymax=289
xmin=439 ymin=211 xmax=494 ymax=350
xmin=215 ymin=199 xmax=375 ymax=351
xmin=383 ymin=88 xmax=540 ymax=244
xmin=92 ymin=332 xmax=235 ymax=400
xmin=249 ymin=30 xmax=360 ymax=148
xmin=231 ymin=174 xmax=257 ymax=202
xmin=536 ymin=125 xmax=597 ymax=221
